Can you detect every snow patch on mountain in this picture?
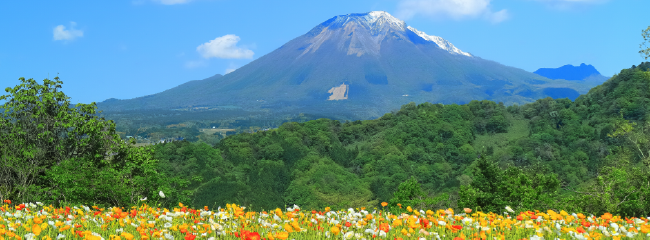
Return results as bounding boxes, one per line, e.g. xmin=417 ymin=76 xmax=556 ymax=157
xmin=407 ymin=26 xmax=472 ymax=57
xmin=364 ymin=11 xmax=406 ymax=31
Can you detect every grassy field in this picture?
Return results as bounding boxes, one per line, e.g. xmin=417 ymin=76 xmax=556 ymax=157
xmin=473 ymin=117 xmax=529 ymax=154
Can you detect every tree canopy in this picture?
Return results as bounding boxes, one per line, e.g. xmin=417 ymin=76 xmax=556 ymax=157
xmin=0 ymin=77 xmax=175 ymax=208
xmin=641 ymin=26 xmax=650 ymax=60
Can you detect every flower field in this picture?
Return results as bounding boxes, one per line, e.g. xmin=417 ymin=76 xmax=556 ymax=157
xmin=1 ymin=199 xmax=650 ymax=240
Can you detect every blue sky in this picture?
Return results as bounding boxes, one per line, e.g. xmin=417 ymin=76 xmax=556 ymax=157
xmin=1 ymin=0 xmax=648 ymax=104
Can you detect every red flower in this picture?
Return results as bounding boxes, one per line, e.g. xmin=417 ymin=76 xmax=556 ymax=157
xmin=516 ymin=215 xmax=524 ymax=221
xmin=3 ymin=200 xmax=11 ymax=204
xmin=420 ymin=218 xmax=430 ymax=228
xmin=243 ymin=231 xmax=261 ymax=240
xmin=577 ymin=226 xmax=586 ymax=234
xmin=452 ymin=225 xmax=463 ymax=230
xmin=236 ymin=230 xmax=261 ymax=240
xmin=379 ymin=223 xmax=390 ymax=233
xmin=184 ymin=233 xmax=196 ymax=240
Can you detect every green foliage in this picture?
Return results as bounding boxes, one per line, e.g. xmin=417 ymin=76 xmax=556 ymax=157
xmin=641 ymin=26 xmax=650 ymax=60
xmin=8 ymin=62 xmax=650 ymax=216
xmin=389 ymin=176 xmax=449 ymax=213
xmin=458 ymin=156 xmax=560 ymax=214
xmin=0 ymin=77 xmax=170 ymax=208
xmin=285 ymin=155 xmax=376 ymax=210
xmin=469 ymin=100 xmax=510 ymax=134
xmin=567 ymin=164 xmax=650 ymax=217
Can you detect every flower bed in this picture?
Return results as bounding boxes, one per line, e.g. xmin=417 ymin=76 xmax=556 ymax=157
xmin=0 ymin=200 xmax=649 ymax=240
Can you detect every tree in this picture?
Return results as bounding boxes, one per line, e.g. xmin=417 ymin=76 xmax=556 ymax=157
xmin=0 ymin=77 xmax=168 ymax=207
xmin=458 ymin=156 xmax=559 ymax=213
xmin=608 ymin=114 xmax=650 ymax=163
xmin=389 ymin=176 xmax=449 ymax=213
xmin=640 ymin=26 xmax=650 ymax=60
xmin=569 ymin=163 xmax=650 ymax=217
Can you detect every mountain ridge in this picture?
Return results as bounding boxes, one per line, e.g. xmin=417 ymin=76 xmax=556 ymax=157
xmin=98 ymin=11 xmax=596 ymax=119
xmin=534 ymin=63 xmax=608 ymax=81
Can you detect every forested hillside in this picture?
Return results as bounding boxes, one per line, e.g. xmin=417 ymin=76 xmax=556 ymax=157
xmin=3 ymin=62 xmax=650 ymax=217
xmin=147 ymin=62 xmax=650 ymax=216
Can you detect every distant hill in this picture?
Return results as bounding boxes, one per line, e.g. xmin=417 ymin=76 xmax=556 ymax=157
xmin=534 ymin=63 xmax=609 ymax=82
xmin=98 ymin=11 xmax=598 ymax=119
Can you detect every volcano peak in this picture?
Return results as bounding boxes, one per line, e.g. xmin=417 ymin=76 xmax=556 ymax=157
xmin=99 ymin=11 xmax=582 ymax=119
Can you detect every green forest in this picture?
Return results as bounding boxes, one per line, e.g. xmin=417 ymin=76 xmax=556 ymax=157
xmin=2 ymin=62 xmax=650 ymax=217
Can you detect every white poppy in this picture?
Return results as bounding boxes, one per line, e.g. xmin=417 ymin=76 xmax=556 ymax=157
xmin=343 ymin=231 xmax=354 ymax=239
xmin=24 ymin=233 xmax=35 ymax=240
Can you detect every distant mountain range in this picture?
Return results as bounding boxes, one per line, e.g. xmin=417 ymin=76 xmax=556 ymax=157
xmin=98 ymin=11 xmax=601 ymax=119
xmin=532 ymin=63 xmax=609 ymax=100
xmin=535 ymin=63 xmax=609 ymax=82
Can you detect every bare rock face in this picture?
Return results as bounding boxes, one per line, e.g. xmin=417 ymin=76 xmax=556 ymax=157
xmin=328 ymin=84 xmax=349 ymax=100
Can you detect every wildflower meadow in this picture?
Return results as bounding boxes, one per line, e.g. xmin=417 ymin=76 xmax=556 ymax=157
xmin=1 ymin=194 xmax=649 ymax=240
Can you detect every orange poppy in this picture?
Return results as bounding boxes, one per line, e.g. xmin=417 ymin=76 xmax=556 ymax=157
xmin=602 ymin=213 xmax=613 ymax=220
xmin=275 ymin=232 xmax=289 ymax=240
xmin=331 ymin=226 xmax=340 ymax=235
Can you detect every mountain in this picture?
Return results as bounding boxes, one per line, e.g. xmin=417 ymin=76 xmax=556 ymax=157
xmin=534 ymin=63 xmax=609 ymax=82
xmin=98 ymin=11 xmax=592 ymax=119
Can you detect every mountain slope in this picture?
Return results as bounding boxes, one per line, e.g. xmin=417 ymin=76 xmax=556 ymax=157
xmin=98 ymin=11 xmax=591 ymax=119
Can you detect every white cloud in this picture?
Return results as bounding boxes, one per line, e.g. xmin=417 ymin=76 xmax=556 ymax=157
xmin=196 ymin=35 xmax=254 ymax=59
xmin=535 ymin=0 xmax=607 ymax=3
xmin=531 ymin=0 xmax=608 ymax=9
xmin=485 ymin=9 xmax=509 ymax=23
xmin=53 ymin=22 xmax=83 ymax=41
xmin=185 ymin=60 xmax=207 ymax=69
xmin=396 ymin=0 xmax=509 ymax=23
xmin=151 ymin=0 xmax=192 ymax=5
xmin=225 ymin=63 xmax=239 ymax=74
